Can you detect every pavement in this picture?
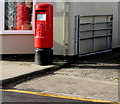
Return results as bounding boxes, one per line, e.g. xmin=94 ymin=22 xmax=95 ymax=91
xmin=0 ymin=58 xmax=120 ymax=103
xmin=1 ymin=61 xmax=54 ymax=80
xmin=0 ymin=60 xmax=67 ymax=87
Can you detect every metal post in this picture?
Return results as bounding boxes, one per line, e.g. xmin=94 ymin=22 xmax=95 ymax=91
xmin=74 ymin=15 xmax=80 ymax=56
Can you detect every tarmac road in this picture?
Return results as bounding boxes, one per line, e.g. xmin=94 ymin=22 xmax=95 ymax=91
xmin=1 ymin=89 xmax=109 ymax=104
xmin=1 ymin=89 xmax=87 ymax=103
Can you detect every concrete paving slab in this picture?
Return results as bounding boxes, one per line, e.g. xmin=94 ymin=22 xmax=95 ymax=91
xmin=1 ymin=61 xmax=55 ymax=81
xmin=54 ymin=67 xmax=119 ymax=83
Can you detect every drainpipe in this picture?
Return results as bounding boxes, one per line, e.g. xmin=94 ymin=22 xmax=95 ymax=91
xmin=63 ymin=2 xmax=69 ymax=56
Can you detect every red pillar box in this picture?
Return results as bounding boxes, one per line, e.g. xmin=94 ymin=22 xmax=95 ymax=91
xmin=34 ymin=3 xmax=53 ymax=65
xmin=34 ymin=3 xmax=53 ymax=48
xmin=16 ymin=3 xmax=31 ymax=30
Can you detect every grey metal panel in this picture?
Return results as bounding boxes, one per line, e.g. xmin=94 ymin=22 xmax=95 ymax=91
xmin=80 ymin=39 xmax=93 ymax=54
xmin=95 ymin=37 xmax=107 ymax=51
xmin=75 ymin=14 xmax=113 ymax=57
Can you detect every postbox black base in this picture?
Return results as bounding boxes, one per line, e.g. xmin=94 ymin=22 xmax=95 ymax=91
xmin=35 ymin=48 xmax=53 ymax=65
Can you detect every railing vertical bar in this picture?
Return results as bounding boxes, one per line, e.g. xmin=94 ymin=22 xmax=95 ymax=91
xmin=74 ymin=15 xmax=80 ymax=56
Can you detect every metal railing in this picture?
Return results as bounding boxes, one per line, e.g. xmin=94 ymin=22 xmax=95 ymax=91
xmin=75 ymin=14 xmax=113 ymax=56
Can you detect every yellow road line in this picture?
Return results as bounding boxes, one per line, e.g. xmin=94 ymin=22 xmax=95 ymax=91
xmin=0 ymin=89 xmax=117 ymax=103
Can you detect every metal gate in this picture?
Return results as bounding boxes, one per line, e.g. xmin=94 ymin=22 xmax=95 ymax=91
xmin=75 ymin=15 xmax=113 ymax=56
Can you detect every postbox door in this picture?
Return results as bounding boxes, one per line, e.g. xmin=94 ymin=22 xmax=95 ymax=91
xmin=36 ymin=11 xmax=46 ymax=37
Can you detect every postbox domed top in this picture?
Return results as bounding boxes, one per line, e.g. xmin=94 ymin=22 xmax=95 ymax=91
xmin=36 ymin=3 xmax=52 ymax=6
xmin=35 ymin=3 xmax=53 ymax=9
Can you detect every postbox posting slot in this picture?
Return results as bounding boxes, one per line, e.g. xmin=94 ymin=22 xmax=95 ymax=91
xmin=36 ymin=10 xmax=46 ymax=36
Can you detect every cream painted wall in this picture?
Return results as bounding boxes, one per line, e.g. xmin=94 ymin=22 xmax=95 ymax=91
xmin=0 ymin=35 xmax=2 ymax=55
xmin=118 ymin=2 xmax=120 ymax=46
xmin=0 ymin=1 xmax=3 ymax=34
xmin=53 ymin=17 xmax=64 ymax=55
xmin=0 ymin=1 xmax=2 ymax=55
xmin=1 ymin=35 xmax=34 ymax=54
xmin=67 ymin=2 xmax=119 ymax=55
